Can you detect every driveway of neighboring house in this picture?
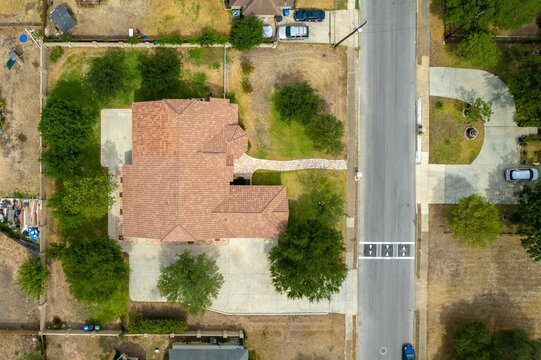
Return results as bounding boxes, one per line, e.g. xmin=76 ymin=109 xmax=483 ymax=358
xmin=428 ymin=67 xmax=538 ymax=204
xmin=124 ymin=237 xmax=357 ymax=315
xmin=263 ymin=10 xmax=359 ymax=46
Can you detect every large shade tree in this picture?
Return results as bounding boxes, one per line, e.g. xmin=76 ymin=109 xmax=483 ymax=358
xmin=452 ymin=321 xmax=492 ymax=360
xmin=269 ymin=220 xmax=347 ymax=302
xmin=512 ymin=183 xmax=541 ymax=261
xmin=509 ymin=55 xmax=541 ymax=127
xmin=157 ymin=251 xmax=224 ymax=316
xmin=448 ymin=194 xmax=501 ymax=248
xmin=231 ymin=17 xmax=263 ymax=51
xmin=458 ymin=32 xmax=501 ymax=67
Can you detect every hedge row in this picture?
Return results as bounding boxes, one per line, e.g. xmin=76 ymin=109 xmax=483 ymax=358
xmin=126 ymin=317 xmax=188 ymax=334
xmin=519 ymin=136 xmax=541 ymax=146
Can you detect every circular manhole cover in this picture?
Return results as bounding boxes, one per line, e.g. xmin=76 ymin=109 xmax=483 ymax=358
xmin=379 ymin=347 xmax=387 ymax=355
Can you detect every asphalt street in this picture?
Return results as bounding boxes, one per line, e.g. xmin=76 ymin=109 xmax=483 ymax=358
xmin=357 ymin=0 xmax=417 ymax=358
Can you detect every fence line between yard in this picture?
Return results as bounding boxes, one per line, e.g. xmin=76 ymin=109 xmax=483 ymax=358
xmin=42 ymin=41 xmax=277 ymax=49
xmin=41 ymin=329 xmax=244 ymax=338
xmin=445 ymin=34 xmax=541 ymax=44
xmin=0 ymin=23 xmax=42 ymax=28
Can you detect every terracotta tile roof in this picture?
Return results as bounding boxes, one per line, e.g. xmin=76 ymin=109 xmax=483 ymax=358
xmin=230 ymin=0 xmax=294 ymax=16
xmin=122 ymin=98 xmax=288 ymax=242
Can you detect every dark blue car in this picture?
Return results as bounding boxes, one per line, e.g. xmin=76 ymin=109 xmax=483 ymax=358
xmin=293 ymin=9 xmax=325 ymax=22
xmin=403 ymin=344 xmax=415 ymax=360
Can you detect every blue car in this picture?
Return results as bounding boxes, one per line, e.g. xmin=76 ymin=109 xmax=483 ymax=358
xmin=403 ymin=344 xmax=415 ymax=360
xmin=293 ymin=9 xmax=326 ymax=22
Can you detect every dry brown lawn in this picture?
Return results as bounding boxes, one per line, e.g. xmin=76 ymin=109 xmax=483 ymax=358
xmin=0 ymin=30 xmax=41 ymax=197
xmin=0 ymin=335 xmax=40 ymax=360
xmin=69 ymin=0 xmax=230 ymax=37
xmin=0 ymin=0 xmax=41 ymax=23
xmin=131 ymin=302 xmax=345 ymax=360
xmin=296 ymin=0 xmax=347 ymax=10
xmin=427 ymin=204 xmax=541 ymax=360
xmin=228 ymin=44 xmax=348 ymax=160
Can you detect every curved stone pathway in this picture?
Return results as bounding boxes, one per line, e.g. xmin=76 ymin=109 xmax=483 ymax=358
xmin=234 ymin=154 xmax=347 ymax=176
xmin=427 ymin=67 xmax=538 ymax=204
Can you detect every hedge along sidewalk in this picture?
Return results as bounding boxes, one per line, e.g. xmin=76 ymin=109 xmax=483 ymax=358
xmin=234 ymin=154 xmax=347 ymax=177
xmin=42 ymin=41 xmax=277 ymax=49
xmin=42 ymin=329 xmax=244 ymax=337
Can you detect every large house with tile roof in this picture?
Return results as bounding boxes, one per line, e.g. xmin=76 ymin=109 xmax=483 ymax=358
xmin=121 ymin=98 xmax=288 ymax=243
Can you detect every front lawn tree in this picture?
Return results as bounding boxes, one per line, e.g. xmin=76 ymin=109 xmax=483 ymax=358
xmin=157 ymin=251 xmax=224 ymax=316
xmin=448 ymin=194 xmax=501 ymax=248
xmin=452 ymin=321 xmax=492 ymax=360
xmin=86 ymin=50 xmax=129 ymax=102
xmin=273 ymin=82 xmax=321 ymax=124
xmin=512 ymin=183 xmax=541 ymax=261
xmin=457 ymin=32 xmax=501 ymax=67
xmin=306 ymin=113 xmax=345 ymax=156
xmin=231 ymin=17 xmax=263 ymax=51
xmin=269 ymin=220 xmax=348 ymax=302
xmin=17 ymin=257 xmax=47 ymax=300
xmin=468 ymin=97 xmax=494 ymax=122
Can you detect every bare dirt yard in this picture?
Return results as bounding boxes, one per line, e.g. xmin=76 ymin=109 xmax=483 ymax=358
xmin=0 ymin=234 xmax=40 ymax=329
xmin=0 ymin=30 xmax=41 ymax=197
xmin=131 ymin=302 xmax=345 ymax=360
xmin=67 ymin=0 xmax=231 ymax=38
xmin=0 ymin=0 xmax=41 ymax=24
xmin=0 ymin=334 xmax=41 ymax=360
xmin=427 ymin=204 xmax=541 ymax=360
xmin=228 ymin=44 xmax=348 ymax=160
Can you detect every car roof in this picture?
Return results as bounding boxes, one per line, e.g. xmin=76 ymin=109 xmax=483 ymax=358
xmin=511 ymin=169 xmax=532 ymax=180
xmin=288 ymin=25 xmax=308 ymax=36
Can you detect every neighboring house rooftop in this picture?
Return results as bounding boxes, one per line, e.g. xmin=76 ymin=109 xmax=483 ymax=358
xmin=121 ymin=98 xmax=288 ymax=242
xmin=230 ymin=0 xmax=294 ymax=16
xmin=50 ymin=6 xmax=77 ymax=34
xmin=169 ymin=345 xmax=248 ymax=360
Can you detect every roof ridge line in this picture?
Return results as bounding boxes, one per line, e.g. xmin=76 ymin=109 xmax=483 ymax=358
xmin=260 ymin=186 xmax=286 ymax=214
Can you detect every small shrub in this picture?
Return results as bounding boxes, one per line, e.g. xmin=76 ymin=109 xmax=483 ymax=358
xmin=193 ymin=72 xmax=208 ymax=85
xmin=519 ymin=136 xmax=541 ymax=146
xmin=156 ymin=33 xmax=184 ymax=45
xmin=231 ymin=17 xmax=263 ymax=51
xmin=306 ymin=113 xmax=345 ymax=156
xmin=126 ymin=36 xmax=142 ymax=45
xmin=51 ymin=317 xmax=62 ymax=329
xmin=189 ymin=28 xmax=228 ymax=46
xmin=48 ymin=47 xmax=64 ymax=63
xmin=17 ymin=257 xmax=47 ymax=300
xmin=189 ymin=48 xmax=203 ymax=60
xmin=127 ymin=317 xmax=188 ymax=334
xmin=241 ymin=79 xmax=253 ymax=93
xmin=241 ymin=61 xmax=254 ymax=76
xmin=435 ymin=100 xmax=444 ymax=110
xmin=457 ymin=31 xmax=501 ymax=67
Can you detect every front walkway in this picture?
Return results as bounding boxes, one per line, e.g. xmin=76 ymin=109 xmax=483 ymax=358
xmin=234 ymin=154 xmax=347 ymax=177
xmin=424 ymin=67 xmax=538 ymax=204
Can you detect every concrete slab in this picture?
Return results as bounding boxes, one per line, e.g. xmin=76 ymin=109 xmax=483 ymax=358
xmin=125 ymin=238 xmax=357 ymax=315
xmin=100 ymin=109 xmax=132 ymax=174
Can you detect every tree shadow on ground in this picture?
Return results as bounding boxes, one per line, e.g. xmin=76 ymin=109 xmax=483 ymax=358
xmin=444 ymin=173 xmax=475 ymax=203
xmin=435 ymin=292 xmax=535 ymax=360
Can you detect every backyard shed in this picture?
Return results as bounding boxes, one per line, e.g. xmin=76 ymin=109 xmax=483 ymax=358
xmin=50 ymin=6 xmax=77 ymax=34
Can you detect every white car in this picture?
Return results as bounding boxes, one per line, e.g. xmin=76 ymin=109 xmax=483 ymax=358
xmin=505 ymin=168 xmax=538 ymax=181
xmin=277 ymin=24 xmax=309 ymax=40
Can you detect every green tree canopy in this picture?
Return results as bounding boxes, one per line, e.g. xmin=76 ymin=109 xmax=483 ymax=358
xmin=51 ymin=236 xmax=129 ymax=304
xmin=445 ymin=0 xmax=541 ymax=30
xmin=468 ymin=97 xmax=494 ymax=122
xmin=458 ymin=32 xmax=501 ymax=67
xmin=512 ymin=183 xmax=541 ymax=261
xmin=86 ymin=50 xmax=129 ymax=102
xmin=448 ymin=194 xmax=501 ymax=248
xmin=269 ymin=220 xmax=348 ymax=302
xmin=306 ymin=113 xmax=345 ymax=156
xmin=231 ymin=17 xmax=263 ymax=51
xmin=157 ymin=251 xmax=224 ymax=316
xmin=493 ymin=329 xmax=540 ymax=360
xmin=137 ymin=48 xmax=182 ymax=100
xmin=452 ymin=321 xmax=492 ymax=360
xmin=38 ymin=98 xmax=94 ymax=179
xmin=48 ymin=174 xmax=116 ymax=229
xmin=17 ymin=257 xmax=47 ymax=300
xmin=273 ymin=82 xmax=321 ymax=124
xmin=509 ymin=55 xmax=541 ymax=127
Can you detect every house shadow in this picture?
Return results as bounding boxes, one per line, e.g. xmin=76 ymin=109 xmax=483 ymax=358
xmin=434 ymin=292 xmax=535 ymax=360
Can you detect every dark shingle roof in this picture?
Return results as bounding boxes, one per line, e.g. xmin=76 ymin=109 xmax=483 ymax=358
xmin=50 ymin=6 xmax=76 ymax=34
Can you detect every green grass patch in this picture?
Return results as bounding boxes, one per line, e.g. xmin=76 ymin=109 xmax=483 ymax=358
xmin=86 ymin=285 xmax=128 ymax=324
xmin=252 ymin=170 xmax=282 ymax=185
xmin=429 ymin=97 xmax=484 ymax=164
xmin=186 ymin=47 xmax=224 ymax=68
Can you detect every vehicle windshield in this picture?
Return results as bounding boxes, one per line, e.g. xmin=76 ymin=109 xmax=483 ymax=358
xmin=406 ymin=354 xmax=415 ymax=360
xmin=285 ymin=27 xmax=291 ymax=37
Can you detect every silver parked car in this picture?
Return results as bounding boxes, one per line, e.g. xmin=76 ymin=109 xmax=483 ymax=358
xmin=505 ymin=168 xmax=538 ymax=181
xmin=277 ymin=24 xmax=309 ymax=40
xmin=263 ymin=25 xmax=273 ymax=39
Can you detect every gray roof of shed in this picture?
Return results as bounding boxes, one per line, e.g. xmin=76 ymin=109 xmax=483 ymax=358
xmin=50 ymin=6 xmax=76 ymax=34
xmin=168 ymin=348 xmax=248 ymax=360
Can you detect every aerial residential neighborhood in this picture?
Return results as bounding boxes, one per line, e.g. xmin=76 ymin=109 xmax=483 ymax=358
xmin=0 ymin=0 xmax=540 ymax=359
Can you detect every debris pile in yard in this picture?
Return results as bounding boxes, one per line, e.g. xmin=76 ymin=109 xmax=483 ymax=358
xmin=0 ymin=198 xmax=41 ymax=253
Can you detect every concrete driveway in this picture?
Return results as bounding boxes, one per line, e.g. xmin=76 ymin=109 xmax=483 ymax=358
xmin=125 ymin=238 xmax=357 ymax=315
xmin=428 ymin=67 xmax=538 ymax=203
xmin=261 ymin=10 xmax=359 ymax=46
